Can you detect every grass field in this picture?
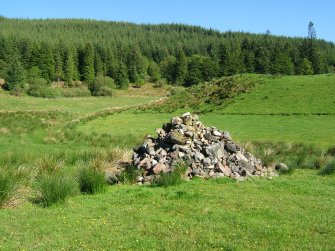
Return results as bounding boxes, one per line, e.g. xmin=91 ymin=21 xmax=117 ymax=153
xmin=1 ymin=75 xmax=335 ymax=250
xmin=77 ymin=111 xmax=335 ymax=148
xmin=0 ymin=170 xmax=334 ymax=250
xmin=0 ymin=94 xmax=158 ymax=114
xmin=222 ymin=74 xmax=335 ymax=115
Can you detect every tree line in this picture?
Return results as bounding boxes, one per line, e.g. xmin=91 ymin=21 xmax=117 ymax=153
xmin=0 ymin=18 xmax=334 ymax=95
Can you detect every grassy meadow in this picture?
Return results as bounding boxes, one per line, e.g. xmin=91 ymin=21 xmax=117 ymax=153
xmin=1 ymin=75 xmax=335 ymax=250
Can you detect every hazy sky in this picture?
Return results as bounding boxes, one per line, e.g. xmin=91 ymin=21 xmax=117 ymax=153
xmin=1 ymin=0 xmax=334 ymax=42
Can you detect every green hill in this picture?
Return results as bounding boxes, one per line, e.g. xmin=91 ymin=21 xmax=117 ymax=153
xmin=0 ymin=17 xmax=334 ymax=92
xmin=223 ymin=74 xmax=335 ymax=114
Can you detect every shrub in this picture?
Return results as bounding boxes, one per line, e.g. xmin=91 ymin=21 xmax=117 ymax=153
xmin=57 ymin=87 xmax=91 ymax=97
xmin=89 ymin=76 xmax=115 ymax=96
xmin=35 ymin=172 xmax=78 ymax=207
xmin=318 ymin=159 xmax=335 ymax=176
xmin=27 ymin=77 xmax=60 ymax=98
xmin=152 ymin=161 xmax=188 ymax=187
xmin=78 ymin=165 xmax=106 ymax=194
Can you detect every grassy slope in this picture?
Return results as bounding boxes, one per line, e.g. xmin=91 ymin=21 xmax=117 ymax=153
xmin=77 ymin=111 xmax=335 ymax=148
xmin=1 ymin=170 xmax=334 ymax=250
xmin=0 ymin=95 xmax=157 ymax=114
xmin=77 ymin=74 xmax=335 ymax=147
xmin=222 ymin=74 xmax=335 ymax=114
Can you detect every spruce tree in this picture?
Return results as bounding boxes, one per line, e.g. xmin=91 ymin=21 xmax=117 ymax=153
xmin=218 ymin=43 xmax=229 ymax=76
xmin=55 ymin=50 xmax=63 ymax=82
xmin=126 ymin=45 xmax=147 ymax=85
xmin=114 ymin=63 xmax=129 ymax=89
xmin=147 ymin=61 xmax=161 ymax=82
xmin=38 ymin=42 xmax=55 ymax=82
xmin=175 ymin=48 xmax=187 ymax=85
xmin=82 ymin=43 xmax=95 ymax=84
xmin=299 ymin=58 xmax=314 ymax=75
xmin=64 ymin=47 xmax=74 ymax=85
xmin=4 ymin=57 xmax=26 ymax=91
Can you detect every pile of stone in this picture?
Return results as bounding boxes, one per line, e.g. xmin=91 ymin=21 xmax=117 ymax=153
xmin=132 ymin=112 xmax=276 ymax=184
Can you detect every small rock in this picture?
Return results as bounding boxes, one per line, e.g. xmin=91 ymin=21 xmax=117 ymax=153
xmin=171 ymin=117 xmax=183 ymax=125
xmin=106 ymin=172 xmax=119 ymax=184
xmin=225 ymin=142 xmax=237 ymax=153
xmin=213 ymin=130 xmax=222 ymax=137
xmin=178 ymin=152 xmax=185 ymax=158
xmin=203 ymin=157 xmax=211 ymax=166
xmin=168 ymin=131 xmax=187 ymax=145
xmin=223 ymin=131 xmax=232 ymax=141
xmin=194 ymin=152 xmax=205 ymax=162
xmin=182 ymin=112 xmax=191 ymax=117
xmin=184 ymin=131 xmax=194 ymax=138
xmin=136 ymin=176 xmax=144 ymax=183
xmin=152 ymin=163 xmax=167 ymax=174
xmin=275 ymin=162 xmax=288 ymax=172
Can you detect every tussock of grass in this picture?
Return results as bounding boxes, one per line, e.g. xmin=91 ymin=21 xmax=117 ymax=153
xmin=319 ymin=159 xmax=335 ymax=176
xmin=118 ymin=164 xmax=141 ymax=184
xmin=78 ymin=164 xmax=107 ymax=194
xmin=0 ymin=165 xmax=31 ymax=207
xmin=34 ymin=172 xmax=78 ymax=207
xmin=152 ymin=161 xmax=188 ymax=187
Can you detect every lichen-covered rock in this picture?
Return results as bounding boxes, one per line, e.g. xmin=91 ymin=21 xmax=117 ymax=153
xmin=132 ymin=112 xmax=276 ymax=184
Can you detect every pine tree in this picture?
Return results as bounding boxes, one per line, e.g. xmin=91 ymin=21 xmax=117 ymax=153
xmin=299 ymin=58 xmax=314 ymax=75
xmin=272 ymin=52 xmax=294 ymax=75
xmin=4 ymin=57 xmax=26 ymax=91
xmin=82 ymin=43 xmax=95 ymax=84
xmin=64 ymin=47 xmax=74 ymax=85
xmin=38 ymin=42 xmax=55 ymax=82
xmin=114 ymin=62 xmax=129 ymax=89
xmin=218 ymin=43 xmax=229 ymax=76
xmin=126 ymin=45 xmax=147 ymax=85
xmin=306 ymin=22 xmax=323 ymax=74
xmin=147 ymin=61 xmax=161 ymax=82
xmin=55 ymin=50 xmax=63 ymax=82
xmin=175 ymin=48 xmax=187 ymax=85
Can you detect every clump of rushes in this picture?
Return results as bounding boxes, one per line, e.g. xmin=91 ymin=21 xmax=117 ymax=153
xmin=35 ymin=171 xmax=78 ymax=207
xmin=319 ymin=158 xmax=335 ymax=176
xmin=152 ymin=161 xmax=188 ymax=187
xmin=0 ymin=165 xmax=29 ymax=207
xmin=78 ymin=164 xmax=107 ymax=194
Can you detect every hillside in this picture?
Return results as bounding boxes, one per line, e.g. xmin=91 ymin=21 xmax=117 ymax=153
xmin=78 ymin=74 xmax=335 ymax=147
xmin=222 ymin=74 xmax=335 ymax=114
xmin=0 ymin=17 xmax=335 ymax=95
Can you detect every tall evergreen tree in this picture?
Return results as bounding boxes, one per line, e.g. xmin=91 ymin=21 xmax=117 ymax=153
xmin=64 ymin=47 xmax=75 ymax=85
xmin=114 ymin=62 xmax=129 ymax=89
xmin=299 ymin=58 xmax=314 ymax=75
xmin=38 ymin=42 xmax=55 ymax=82
xmin=126 ymin=45 xmax=146 ymax=84
xmin=55 ymin=50 xmax=63 ymax=82
xmin=175 ymin=48 xmax=187 ymax=85
xmin=82 ymin=43 xmax=95 ymax=84
xmin=218 ymin=43 xmax=229 ymax=76
xmin=4 ymin=57 xmax=26 ymax=91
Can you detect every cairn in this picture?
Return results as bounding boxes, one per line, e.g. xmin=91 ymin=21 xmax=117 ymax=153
xmin=132 ymin=112 xmax=276 ymax=184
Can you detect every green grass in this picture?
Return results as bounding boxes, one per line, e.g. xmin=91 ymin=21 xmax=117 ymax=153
xmin=0 ymin=94 xmax=158 ymax=114
xmin=1 ymin=75 xmax=335 ymax=249
xmin=76 ymin=111 xmax=335 ymax=148
xmin=222 ymin=74 xmax=335 ymax=114
xmin=0 ymin=170 xmax=334 ymax=250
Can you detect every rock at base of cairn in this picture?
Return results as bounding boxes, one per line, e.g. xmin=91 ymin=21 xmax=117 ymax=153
xmin=132 ymin=112 xmax=277 ymax=184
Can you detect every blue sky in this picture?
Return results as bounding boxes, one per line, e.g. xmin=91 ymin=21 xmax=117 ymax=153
xmin=1 ymin=0 xmax=334 ymax=42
